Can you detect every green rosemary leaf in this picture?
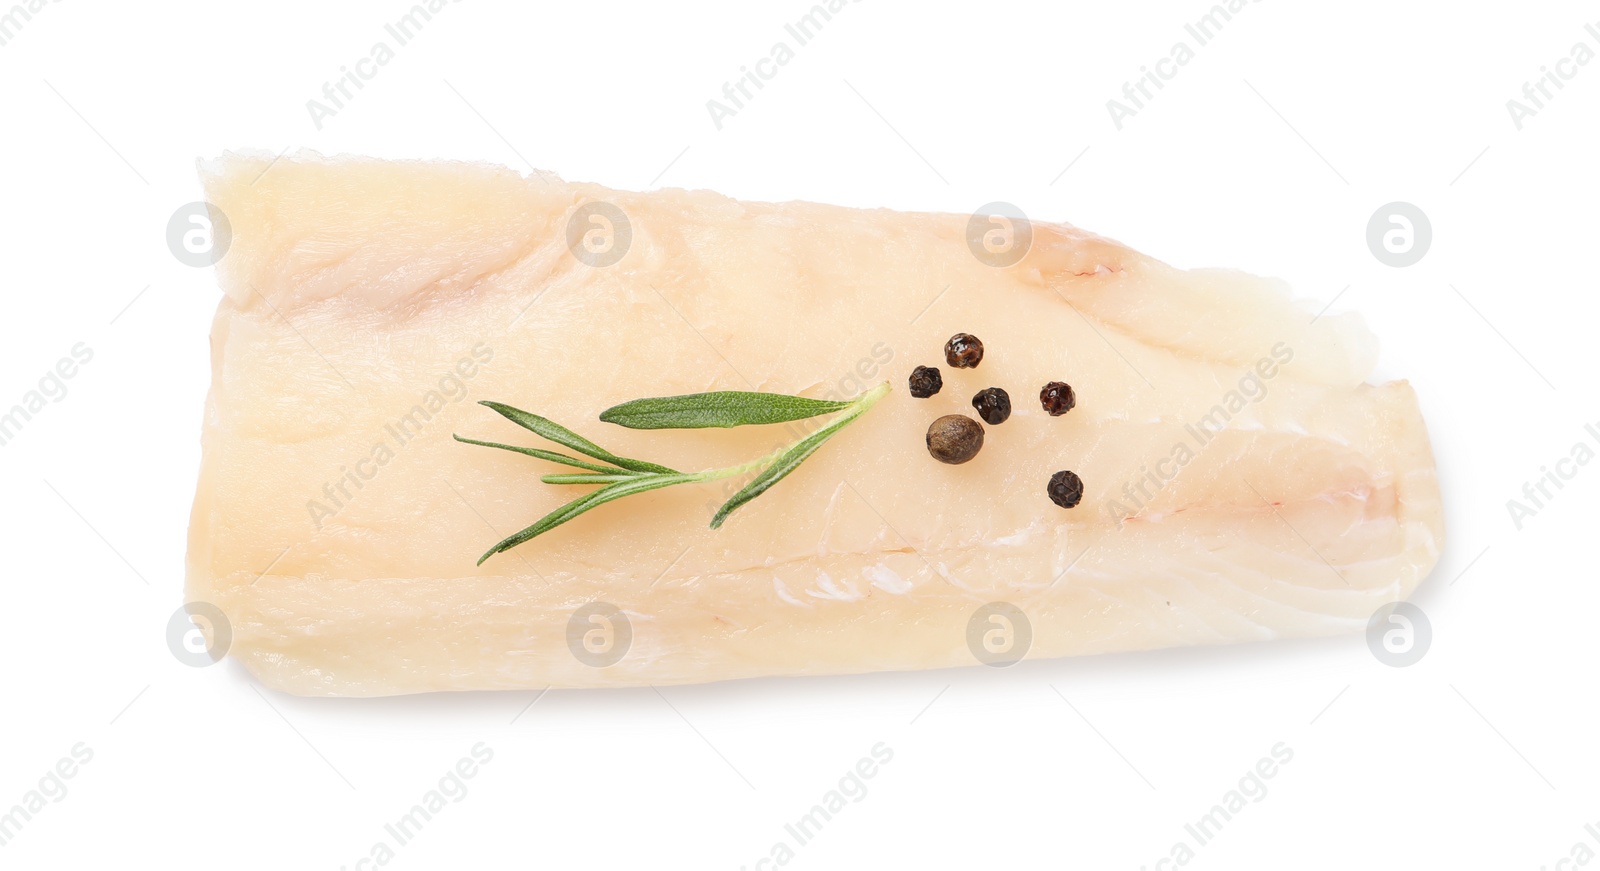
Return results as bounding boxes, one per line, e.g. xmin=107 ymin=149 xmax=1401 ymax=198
xmin=599 ymin=391 xmax=853 ymax=430
xmin=710 ymin=383 xmax=887 ymax=529
xmin=477 ymin=474 xmax=692 ymax=565
xmin=709 ymin=434 xmax=831 ymax=530
xmin=478 ymin=401 xmax=678 ymax=474
xmin=452 ymin=435 xmax=638 ymax=475
xmin=540 ymin=473 xmax=639 ymax=485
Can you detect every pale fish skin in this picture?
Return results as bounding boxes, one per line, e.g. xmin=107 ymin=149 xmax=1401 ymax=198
xmin=185 ymin=152 xmax=1444 ymax=696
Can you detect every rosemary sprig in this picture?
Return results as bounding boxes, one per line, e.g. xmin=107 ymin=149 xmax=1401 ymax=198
xmin=457 ymin=382 xmax=890 ymax=565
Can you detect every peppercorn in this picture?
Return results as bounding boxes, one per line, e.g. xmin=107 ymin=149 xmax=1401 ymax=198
xmin=926 ymin=414 xmax=984 ymax=464
xmin=1040 ymin=381 xmax=1076 ymax=416
xmin=944 ymin=333 xmax=984 ymax=369
xmin=908 ymin=366 xmax=943 ymax=398
xmin=1048 ymin=470 xmax=1084 ymax=508
xmin=970 ymin=387 xmax=1011 ymax=425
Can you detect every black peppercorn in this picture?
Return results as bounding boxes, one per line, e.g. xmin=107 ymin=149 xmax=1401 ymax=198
xmin=1040 ymin=381 xmax=1076 ymax=416
xmin=908 ymin=366 xmax=943 ymax=398
xmin=944 ymin=333 xmax=984 ymax=369
xmin=970 ymin=387 xmax=1011 ymax=425
xmin=926 ymin=414 xmax=984 ymax=464
xmin=1048 ymin=470 xmax=1084 ymax=508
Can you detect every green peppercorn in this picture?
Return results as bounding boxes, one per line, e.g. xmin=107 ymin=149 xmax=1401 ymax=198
xmin=926 ymin=414 xmax=984 ymax=464
xmin=970 ymin=387 xmax=1011 ymax=425
xmin=1048 ymin=470 xmax=1084 ymax=508
xmin=945 ymin=333 xmax=984 ymax=369
xmin=908 ymin=365 xmax=943 ymax=398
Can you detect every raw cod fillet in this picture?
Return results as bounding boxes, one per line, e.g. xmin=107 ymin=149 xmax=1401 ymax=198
xmin=186 ymin=152 xmax=1444 ymax=696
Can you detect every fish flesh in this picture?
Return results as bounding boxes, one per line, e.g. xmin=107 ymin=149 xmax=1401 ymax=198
xmin=185 ymin=152 xmax=1443 ymax=696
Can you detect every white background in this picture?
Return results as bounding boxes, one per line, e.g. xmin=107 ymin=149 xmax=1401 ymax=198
xmin=1 ymin=1 xmax=1596 ymax=868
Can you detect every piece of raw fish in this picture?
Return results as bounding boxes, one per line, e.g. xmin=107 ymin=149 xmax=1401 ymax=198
xmin=185 ymin=152 xmax=1443 ymax=696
